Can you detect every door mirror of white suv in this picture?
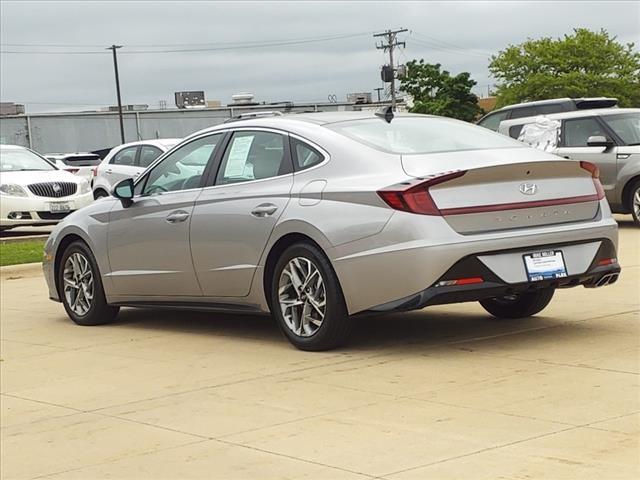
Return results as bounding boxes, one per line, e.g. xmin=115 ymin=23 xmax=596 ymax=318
xmin=587 ymin=135 xmax=614 ymax=148
xmin=113 ymin=178 xmax=134 ymax=206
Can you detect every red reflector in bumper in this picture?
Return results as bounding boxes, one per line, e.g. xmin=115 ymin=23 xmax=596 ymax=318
xmin=435 ymin=277 xmax=484 ymax=287
xmin=597 ymin=258 xmax=617 ymax=266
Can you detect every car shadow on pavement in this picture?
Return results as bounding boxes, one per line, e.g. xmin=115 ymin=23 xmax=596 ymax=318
xmin=109 ymin=305 xmax=562 ymax=352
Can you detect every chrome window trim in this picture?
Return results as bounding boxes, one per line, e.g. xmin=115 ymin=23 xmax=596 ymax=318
xmin=288 ymin=132 xmax=331 ymax=173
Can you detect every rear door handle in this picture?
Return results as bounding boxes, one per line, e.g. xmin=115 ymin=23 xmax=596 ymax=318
xmin=251 ymin=203 xmax=278 ymax=217
xmin=166 ymin=210 xmax=190 ymax=224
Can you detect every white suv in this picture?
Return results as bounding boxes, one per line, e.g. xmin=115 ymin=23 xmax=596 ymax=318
xmin=92 ymin=139 xmax=180 ymax=198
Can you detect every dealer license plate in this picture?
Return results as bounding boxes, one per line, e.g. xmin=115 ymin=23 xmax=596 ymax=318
xmin=523 ymin=250 xmax=567 ymax=282
xmin=49 ymin=202 xmax=71 ymax=213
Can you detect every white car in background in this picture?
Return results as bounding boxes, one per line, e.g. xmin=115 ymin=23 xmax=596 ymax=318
xmin=92 ymin=139 xmax=180 ymax=198
xmin=0 ymin=145 xmax=93 ymax=231
xmin=45 ymin=152 xmax=102 ymax=184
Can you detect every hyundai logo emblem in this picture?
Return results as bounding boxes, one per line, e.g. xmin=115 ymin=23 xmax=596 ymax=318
xmin=519 ymin=183 xmax=538 ymax=195
xmin=52 ymin=183 xmax=62 ymax=193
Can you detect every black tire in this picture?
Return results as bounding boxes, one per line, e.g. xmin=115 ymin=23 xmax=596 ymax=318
xmin=628 ymin=179 xmax=640 ymax=227
xmin=94 ymin=189 xmax=109 ymax=200
xmin=270 ymin=242 xmax=352 ymax=351
xmin=479 ymin=288 xmax=555 ymax=319
xmin=58 ymin=240 xmax=119 ymax=326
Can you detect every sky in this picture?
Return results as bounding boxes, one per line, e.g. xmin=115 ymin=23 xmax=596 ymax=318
xmin=1 ymin=0 xmax=639 ymax=113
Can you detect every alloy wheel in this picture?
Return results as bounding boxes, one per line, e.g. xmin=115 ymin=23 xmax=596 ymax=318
xmin=278 ymin=257 xmax=326 ymax=337
xmin=63 ymin=252 xmax=94 ymax=316
xmin=633 ymin=186 xmax=640 ymax=220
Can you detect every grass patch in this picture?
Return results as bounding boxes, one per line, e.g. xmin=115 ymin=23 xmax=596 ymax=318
xmin=0 ymin=239 xmax=46 ymax=266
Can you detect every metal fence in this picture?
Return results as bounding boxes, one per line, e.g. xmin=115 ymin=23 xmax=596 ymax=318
xmin=0 ymin=102 xmax=364 ymax=154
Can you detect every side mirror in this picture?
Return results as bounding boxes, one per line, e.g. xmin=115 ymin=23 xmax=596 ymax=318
xmin=112 ymin=178 xmax=134 ymax=207
xmin=587 ymin=135 xmax=614 ymax=148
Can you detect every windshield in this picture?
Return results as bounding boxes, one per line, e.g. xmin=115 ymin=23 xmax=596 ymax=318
xmin=0 ymin=148 xmax=57 ymax=172
xmin=329 ymin=116 xmax=524 ymax=154
xmin=602 ymin=113 xmax=640 ymax=145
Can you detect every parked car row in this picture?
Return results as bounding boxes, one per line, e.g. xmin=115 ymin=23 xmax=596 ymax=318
xmin=0 ymin=139 xmax=181 ymax=230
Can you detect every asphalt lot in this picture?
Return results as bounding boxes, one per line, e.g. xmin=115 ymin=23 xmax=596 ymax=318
xmin=1 ymin=218 xmax=638 ymax=479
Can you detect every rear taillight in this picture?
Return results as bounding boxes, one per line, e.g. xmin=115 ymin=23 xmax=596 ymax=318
xmin=92 ymin=167 xmax=98 ymax=177
xmin=580 ymin=161 xmax=605 ymax=200
xmin=64 ymin=168 xmax=79 ymax=174
xmin=377 ymin=171 xmax=466 ymax=215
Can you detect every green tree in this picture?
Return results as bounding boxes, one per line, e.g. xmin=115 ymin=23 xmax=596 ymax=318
xmin=399 ymin=60 xmax=482 ymax=121
xmin=489 ymin=28 xmax=640 ymax=108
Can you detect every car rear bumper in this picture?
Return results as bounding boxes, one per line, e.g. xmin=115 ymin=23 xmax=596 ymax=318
xmin=331 ymin=205 xmax=619 ymax=314
xmin=366 ymin=238 xmax=620 ymax=313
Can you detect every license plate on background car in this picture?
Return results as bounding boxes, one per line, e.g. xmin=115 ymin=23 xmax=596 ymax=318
xmin=49 ymin=202 xmax=71 ymax=213
xmin=523 ymin=250 xmax=567 ymax=282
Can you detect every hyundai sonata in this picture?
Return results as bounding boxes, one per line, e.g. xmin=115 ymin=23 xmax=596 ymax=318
xmin=43 ymin=111 xmax=620 ymax=350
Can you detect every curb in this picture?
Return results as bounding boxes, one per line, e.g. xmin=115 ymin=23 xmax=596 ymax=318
xmin=0 ymin=235 xmax=49 ymax=244
xmin=0 ymin=262 xmax=43 ymax=279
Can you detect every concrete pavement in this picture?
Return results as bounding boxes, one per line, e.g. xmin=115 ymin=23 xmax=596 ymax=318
xmin=1 ymin=218 xmax=638 ymax=479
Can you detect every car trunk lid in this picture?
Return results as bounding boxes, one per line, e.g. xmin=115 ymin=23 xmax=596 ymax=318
xmin=400 ymin=149 xmax=601 ymax=234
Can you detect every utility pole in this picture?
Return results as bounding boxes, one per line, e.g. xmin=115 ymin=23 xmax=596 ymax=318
xmin=374 ymin=28 xmax=407 ymax=110
xmin=107 ymin=44 xmax=125 ymax=143
xmin=374 ymin=87 xmax=384 ymax=102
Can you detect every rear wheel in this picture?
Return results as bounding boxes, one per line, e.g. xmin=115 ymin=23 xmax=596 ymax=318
xmin=480 ymin=288 xmax=555 ymax=319
xmin=629 ymin=179 xmax=640 ymax=226
xmin=270 ymin=242 xmax=352 ymax=351
xmin=58 ymin=241 xmax=119 ymax=326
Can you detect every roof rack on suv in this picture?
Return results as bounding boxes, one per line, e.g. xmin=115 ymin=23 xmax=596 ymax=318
xmin=224 ymin=111 xmax=284 ymax=123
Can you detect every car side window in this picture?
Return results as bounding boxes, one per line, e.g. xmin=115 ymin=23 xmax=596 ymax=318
xmin=291 ymin=138 xmax=324 ymax=170
xmin=216 ymin=131 xmax=289 ymax=185
xmin=478 ymin=111 xmax=508 ymax=131
xmin=509 ymin=125 xmax=525 ymax=139
xmin=563 ymin=118 xmax=606 ymax=147
xmin=111 ymin=146 xmax=138 ymax=166
xmin=509 ymin=106 xmax=538 ymax=120
xmin=138 ymin=145 xmax=164 ymax=168
xmin=137 ymin=134 xmax=222 ymax=196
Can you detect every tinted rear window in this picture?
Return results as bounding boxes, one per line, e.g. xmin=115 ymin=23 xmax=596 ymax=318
xmin=328 ymin=116 xmax=523 ymax=154
xmin=61 ymin=155 xmax=101 ymax=166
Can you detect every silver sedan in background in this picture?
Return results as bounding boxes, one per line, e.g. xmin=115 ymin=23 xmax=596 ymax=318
xmin=43 ymin=111 xmax=620 ymax=350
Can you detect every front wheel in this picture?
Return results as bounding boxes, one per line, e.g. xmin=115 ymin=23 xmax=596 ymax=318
xmin=270 ymin=242 xmax=352 ymax=351
xmin=58 ymin=241 xmax=119 ymax=326
xmin=479 ymin=288 xmax=555 ymax=319
xmin=630 ymin=180 xmax=640 ymax=226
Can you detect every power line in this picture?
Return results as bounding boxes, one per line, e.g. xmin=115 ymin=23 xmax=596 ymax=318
xmin=0 ymin=31 xmax=373 ymax=55
xmin=411 ymin=31 xmax=493 ymax=56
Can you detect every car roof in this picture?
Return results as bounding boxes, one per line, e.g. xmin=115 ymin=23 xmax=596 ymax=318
xmin=0 ymin=144 xmax=28 ymax=151
xmin=186 ymin=111 xmax=437 ymax=139
xmin=491 ymin=97 xmax=617 ymax=113
xmin=112 ymin=138 xmax=182 ymax=149
xmin=499 ymin=107 xmax=639 ymax=128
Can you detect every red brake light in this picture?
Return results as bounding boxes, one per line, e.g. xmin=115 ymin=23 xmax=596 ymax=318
xmin=64 ymin=168 xmax=79 ymax=174
xmin=580 ymin=161 xmax=605 ymax=200
xmin=378 ymin=171 xmax=466 ymax=216
xmin=92 ymin=167 xmax=98 ymax=177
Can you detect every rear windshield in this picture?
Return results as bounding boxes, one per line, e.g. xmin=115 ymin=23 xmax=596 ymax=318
xmin=328 ymin=116 xmax=523 ymax=154
xmin=60 ymin=155 xmax=101 ymax=166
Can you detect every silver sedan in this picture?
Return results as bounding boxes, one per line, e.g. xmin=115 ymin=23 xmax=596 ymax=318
xmin=43 ymin=111 xmax=621 ymax=350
